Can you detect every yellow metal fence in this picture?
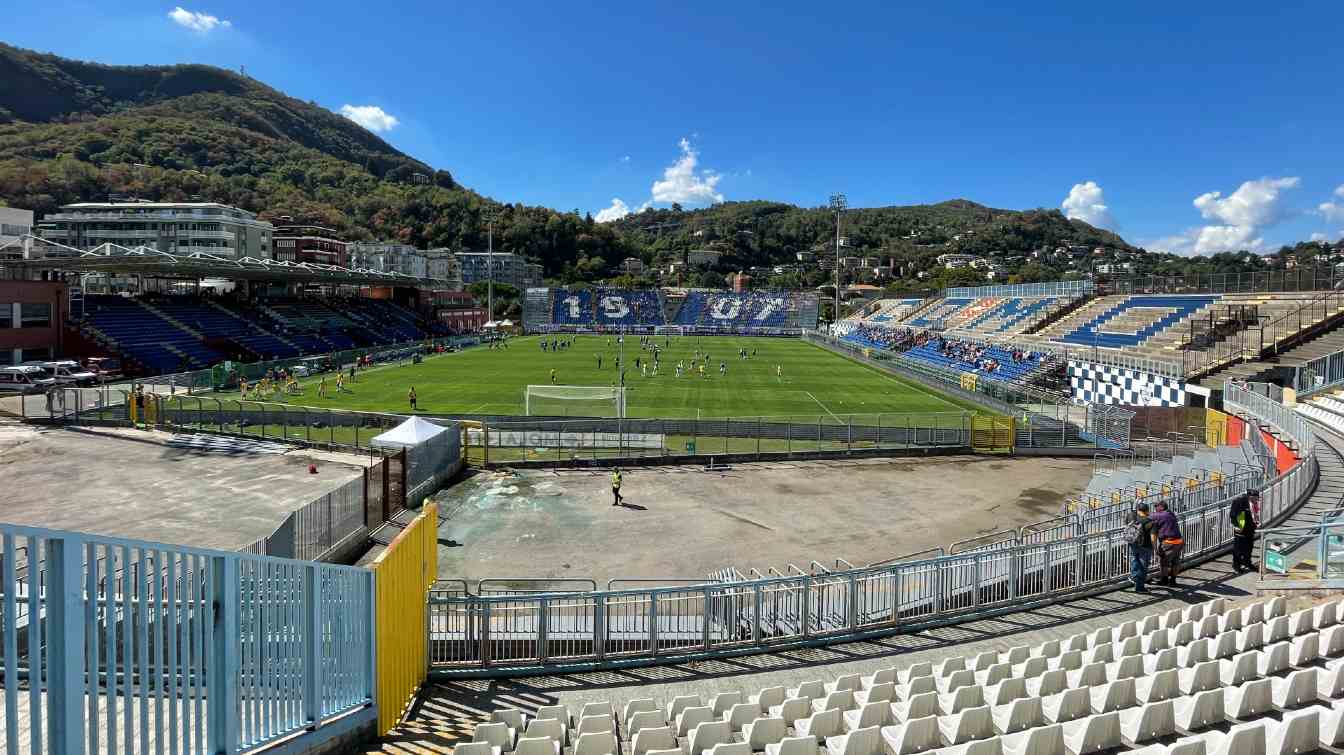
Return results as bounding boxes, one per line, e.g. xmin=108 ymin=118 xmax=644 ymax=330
xmin=371 ymin=504 xmax=438 ymax=735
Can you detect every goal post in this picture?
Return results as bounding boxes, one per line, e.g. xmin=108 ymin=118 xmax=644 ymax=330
xmin=654 ymin=325 xmax=686 ymax=336
xmin=524 ymin=385 xmax=627 ymax=418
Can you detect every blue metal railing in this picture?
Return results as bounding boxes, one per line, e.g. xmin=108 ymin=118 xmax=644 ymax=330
xmin=0 ymin=523 xmax=374 ymax=753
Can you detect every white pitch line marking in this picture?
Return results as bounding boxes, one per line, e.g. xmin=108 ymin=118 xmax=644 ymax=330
xmin=805 ymin=391 xmax=843 ymax=422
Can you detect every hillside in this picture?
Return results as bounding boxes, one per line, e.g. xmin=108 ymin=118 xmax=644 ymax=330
xmin=0 ymin=43 xmax=1173 ymax=290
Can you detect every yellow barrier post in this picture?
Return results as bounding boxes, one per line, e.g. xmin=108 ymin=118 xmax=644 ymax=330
xmin=371 ymin=504 xmax=438 ymax=735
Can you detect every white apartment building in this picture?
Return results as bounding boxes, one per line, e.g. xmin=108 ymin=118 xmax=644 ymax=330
xmin=36 ymin=201 xmax=272 ymax=259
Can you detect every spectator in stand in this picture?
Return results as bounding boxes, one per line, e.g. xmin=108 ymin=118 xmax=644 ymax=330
xmin=1148 ymin=501 xmax=1185 ymax=587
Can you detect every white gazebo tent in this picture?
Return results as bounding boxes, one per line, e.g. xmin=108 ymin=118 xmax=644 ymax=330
xmin=369 ymin=415 xmax=449 ymax=450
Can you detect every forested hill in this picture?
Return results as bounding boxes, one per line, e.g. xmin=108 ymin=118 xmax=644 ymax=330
xmin=0 ymin=43 xmax=1145 ymax=286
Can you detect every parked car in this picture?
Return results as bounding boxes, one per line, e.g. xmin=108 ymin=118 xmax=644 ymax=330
xmin=23 ymin=360 xmax=99 ymax=387
xmin=0 ymin=366 xmax=57 ymax=394
xmin=83 ymin=356 xmax=123 ymax=381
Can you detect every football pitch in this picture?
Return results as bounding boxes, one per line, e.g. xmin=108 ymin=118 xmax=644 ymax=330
xmin=278 ymin=335 xmax=981 ymax=420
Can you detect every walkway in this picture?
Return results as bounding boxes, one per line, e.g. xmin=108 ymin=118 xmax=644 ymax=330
xmin=364 ymin=425 xmax=1344 ymax=753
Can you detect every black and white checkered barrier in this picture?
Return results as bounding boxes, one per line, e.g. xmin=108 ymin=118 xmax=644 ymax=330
xmin=1068 ymin=359 xmax=1187 ymax=407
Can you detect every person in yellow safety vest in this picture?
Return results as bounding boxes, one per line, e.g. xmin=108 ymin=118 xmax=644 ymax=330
xmin=611 ymin=467 xmax=623 ymax=507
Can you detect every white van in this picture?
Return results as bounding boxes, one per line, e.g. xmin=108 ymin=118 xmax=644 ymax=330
xmin=0 ymin=366 xmax=57 ymax=394
xmin=23 ymin=360 xmax=99 ymax=387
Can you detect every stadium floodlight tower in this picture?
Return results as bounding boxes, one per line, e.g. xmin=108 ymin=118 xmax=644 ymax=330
xmin=482 ymin=207 xmax=497 ymax=325
xmin=829 ymin=193 xmax=847 ymax=326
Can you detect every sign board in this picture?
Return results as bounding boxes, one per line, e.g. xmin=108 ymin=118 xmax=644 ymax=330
xmin=1265 ymin=549 xmax=1287 ymax=574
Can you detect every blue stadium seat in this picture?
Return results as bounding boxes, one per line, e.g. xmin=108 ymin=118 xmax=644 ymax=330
xmin=1058 ymin=295 xmax=1219 ymax=348
xmin=909 ymin=298 xmax=972 ymax=327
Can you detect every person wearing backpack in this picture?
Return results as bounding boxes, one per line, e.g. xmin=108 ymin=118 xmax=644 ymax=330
xmin=1126 ymin=503 xmax=1155 ymax=594
xmin=1229 ymin=489 xmax=1259 ymax=573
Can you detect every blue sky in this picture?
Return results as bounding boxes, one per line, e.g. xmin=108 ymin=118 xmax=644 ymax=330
xmin=8 ymin=1 xmax=1344 ymax=253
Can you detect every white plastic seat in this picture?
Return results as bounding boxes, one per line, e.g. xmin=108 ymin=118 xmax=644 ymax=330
xmin=1138 ymin=614 xmax=1162 ymax=635
xmin=743 ymin=717 xmax=787 ymax=751
xmin=724 ymin=703 xmax=763 ymax=733
xmin=1115 ymin=620 xmax=1139 ymax=642
xmin=1184 ymin=602 xmax=1208 ymax=623
xmin=763 ymin=735 xmax=816 ymax=755
xmin=999 ymin=645 xmax=1030 ymax=665
xmin=1266 ymin=616 xmax=1291 ymax=645
xmin=826 ymin=675 xmax=862 ymax=694
xmin=1211 ymin=630 xmax=1238 ymax=660
xmin=1290 ymin=632 xmax=1319 ymax=667
xmin=1066 ymin=663 xmax=1108 ymax=689
xmin=1088 ymin=627 xmax=1112 ymax=649
xmin=1322 ymin=625 xmax=1344 ymax=657
xmin=890 ymin=692 xmax=938 ymax=723
xmin=1131 ymin=734 xmax=1207 ymax=755
xmin=1272 ymin=668 xmax=1319 ymax=710
xmin=641 ymin=748 xmax=681 ymax=755
xmin=843 ymin=701 xmax=890 ymax=732
xmin=1061 ymin=711 xmax=1122 ymax=754
xmin=492 ymin=708 xmax=528 ymax=732
xmin=1115 ymin=636 xmax=1142 ymax=659
xmin=825 ymin=725 xmax=882 ymax=755
xmin=1196 ymin=615 xmax=1220 ymax=641
xmin=1315 ymin=601 xmax=1338 ymax=630
xmin=707 ymin=743 xmax=751 ymax=755
xmin=474 ymin=722 xmax=517 ymax=752
xmin=1266 ymin=597 xmax=1286 ymax=620
xmin=689 ymin=721 xmax=733 ymax=755
xmin=1259 ymin=641 xmax=1291 ymax=676
xmin=1135 ymin=668 xmax=1180 ymax=704
xmin=895 ymin=676 xmax=937 ymax=700
xmin=1142 ymin=630 xmax=1171 ymax=655
xmin=579 ymin=702 xmax=613 ymax=724
xmin=1049 ymin=650 xmax=1083 ymax=672
xmin=1089 ymin=678 xmax=1136 ymax=714
xmin=767 ymin=699 xmax=811 ymax=726
xmin=525 ymin=718 xmax=566 ymax=746
xmin=1267 ymin=706 xmax=1319 ymax=755
xmin=1202 ymin=721 xmax=1269 ymax=755
xmin=534 ymin=705 xmax=569 ymax=729
xmin=632 ymin=727 xmax=677 ymax=755
xmin=795 ymin=708 xmax=842 ymax=742
xmin=1162 ymin=608 xmax=1185 ymax=630
xmin=932 ymin=738 xmax=1000 ymax=755
xmin=789 ymin=681 xmax=826 ymax=700
xmin=1106 ymin=655 xmax=1144 ymax=681
xmin=1031 ymin=640 xmax=1061 ymax=659
xmin=970 ymin=651 xmax=999 ymax=672
xmin=628 ymin=710 xmax=667 ymax=737
xmin=860 ymin=668 xmax=897 ymax=690
xmin=935 ymin=657 xmax=967 ymax=677
xmin=1042 ymin=688 xmax=1091 ymax=723
xmin=1119 ymin=700 xmax=1175 ymax=744
xmin=1224 ymin=678 xmax=1274 ymax=720
xmin=853 ymin=682 xmax=894 ymax=707
xmin=984 ymin=678 xmax=1027 ymax=708
xmin=710 ymin=692 xmax=744 ymax=717
xmin=899 ymin=662 xmax=934 ymax=683
xmin=1319 ymin=661 xmax=1344 ymax=700
xmin=1219 ymin=609 xmax=1243 ymax=634
xmin=623 ymin=699 xmax=659 ymax=729
xmin=1083 ymin=643 xmax=1113 ymax=666
xmin=1289 ymin=608 xmax=1316 ymax=637
xmin=1144 ymin=648 xmax=1178 ymax=675
xmin=455 ymin=743 xmax=500 ymax=755
xmin=1237 ymin=622 xmax=1264 ymax=652
xmin=974 ymin=662 xmax=1012 ymax=688
xmin=1172 ymin=621 xmax=1197 ymax=648
xmin=1000 ymin=724 xmax=1063 ymax=755
xmin=880 ymin=716 xmax=940 ymax=755
xmin=1178 ymin=638 xmax=1210 ymax=668
xmin=752 ymin=687 xmax=786 ymax=711
xmin=1318 ymin=702 xmax=1344 ymax=746
xmin=939 ymin=685 xmax=984 ymax=715
xmin=576 ymin=715 xmax=613 ymax=737
xmin=1026 ymin=669 xmax=1066 ymax=698
xmin=1065 ymin=633 xmax=1088 ymax=653
xmin=937 ymin=670 xmax=976 ymax=695
xmin=991 ymin=697 xmax=1044 ymax=735
xmin=1178 ymin=660 xmax=1222 ymax=696
xmin=677 ymin=706 xmax=715 ymax=737
xmin=1173 ymin=689 xmax=1225 ymax=733
xmin=514 ymin=736 xmax=560 ymax=755
xmin=574 ymin=732 xmax=617 ymax=755
xmin=669 ymin=696 xmax=703 ymax=724
xmin=938 ymin=705 xmax=993 ymax=746
xmin=1219 ymin=651 xmax=1259 ymax=688
xmin=812 ymin=691 xmax=855 ymax=714
xmin=1241 ymin=601 xmax=1265 ymax=627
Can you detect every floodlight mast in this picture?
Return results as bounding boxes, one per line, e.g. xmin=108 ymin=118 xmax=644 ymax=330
xmin=829 ymin=193 xmax=848 ymax=327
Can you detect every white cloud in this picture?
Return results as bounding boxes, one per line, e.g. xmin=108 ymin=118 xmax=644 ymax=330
xmin=168 ymin=7 xmax=231 ymax=32
xmin=594 ymin=198 xmax=631 ymax=223
xmin=1193 ymin=176 xmax=1299 ymax=227
xmin=1311 ymin=233 xmax=1329 ymax=242
xmin=650 ymin=138 xmax=724 ymax=205
xmin=1061 ymin=181 xmax=1116 ymax=229
xmin=1146 ymin=225 xmax=1268 ymax=257
xmin=1319 ymin=185 xmax=1344 ymax=224
xmin=620 ymin=155 xmax=631 ymax=163
xmin=338 ymin=105 xmax=399 ymax=133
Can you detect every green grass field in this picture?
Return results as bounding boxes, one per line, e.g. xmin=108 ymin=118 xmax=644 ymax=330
xmin=270 ymin=335 xmax=979 ymax=420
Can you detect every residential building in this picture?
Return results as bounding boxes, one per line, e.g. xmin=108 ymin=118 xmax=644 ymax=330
xmin=622 ymin=257 xmax=645 ymax=275
xmin=423 ymin=249 xmax=463 ymax=289
xmin=271 ymin=221 xmax=347 ymax=266
xmin=0 ymin=207 xmax=33 ymax=258
xmin=685 ymin=249 xmax=722 ymax=267
xmin=347 ymin=242 xmax=429 ymax=278
xmin=455 ymin=251 xmax=537 ymax=289
xmin=937 ymin=253 xmax=981 ymax=269
xmin=36 ymin=201 xmax=272 ymax=259
xmin=0 ymin=280 xmax=66 ymax=365
xmin=525 ymin=263 xmax=544 ymax=288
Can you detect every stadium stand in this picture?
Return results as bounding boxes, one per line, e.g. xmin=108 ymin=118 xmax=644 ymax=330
xmin=528 ymin=288 xmax=817 ymax=332
xmin=907 ymin=298 xmax=972 ymax=328
xmin=848 ymin=298 xmax=924 ymax=324
xmin=673 ymin=291 xmax=805 ymax=330
xmin=551 ymin=288 xmax=665 ymax=327
xmin=80 ymin=294 xmax=226 ymax=373
xmin=453 ymin=596 xmax=1344 ymax=755
xmin=1051 ymin=295 xmax=1222 ymax=349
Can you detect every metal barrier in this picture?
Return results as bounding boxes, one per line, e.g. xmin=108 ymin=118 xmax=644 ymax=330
xmin=1225 ymin=380 xmax=1313 ymax=454
xmin=944 ymin=280 xmax=1095 ymax=299
xmin=427 ymin=386 xmax=1316 ymax=672
xmin=0 ymin=522 xmax=375 ymax=752
xmin=371 ymin=505 xmax=437 ymax=736
xmin=1259 ymin=521 xmax=1344 ymax=582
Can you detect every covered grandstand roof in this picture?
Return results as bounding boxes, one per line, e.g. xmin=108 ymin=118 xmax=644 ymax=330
xmin=0 ymin=236 xmax=453 ymax=287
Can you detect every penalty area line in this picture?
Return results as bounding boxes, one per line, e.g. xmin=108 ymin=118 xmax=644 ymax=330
xmin=804 ymin=391 xmax=843 ymax=423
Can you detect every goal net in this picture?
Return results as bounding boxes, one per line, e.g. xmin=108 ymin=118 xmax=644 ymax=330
xmin=524 ymin=385 xmax=627 ymax=418
xmin=654 ymin=325 xmax=686 ymax=336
